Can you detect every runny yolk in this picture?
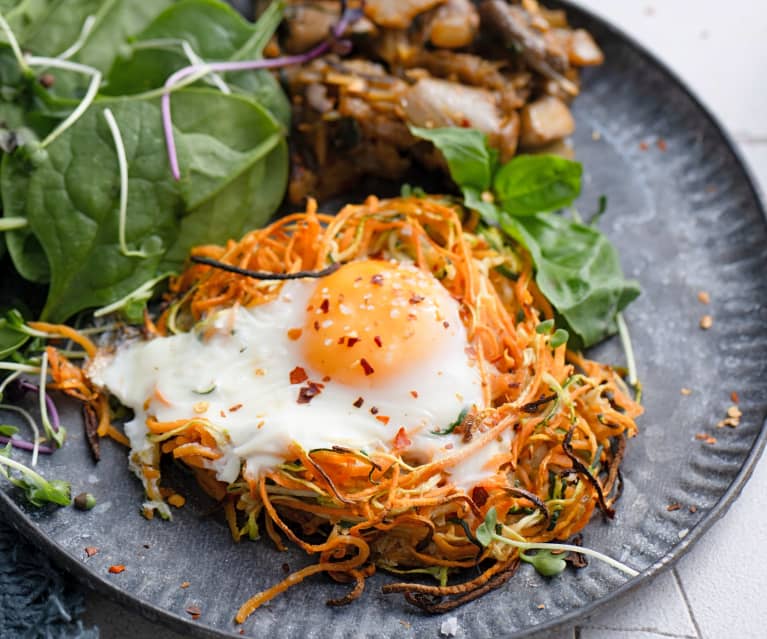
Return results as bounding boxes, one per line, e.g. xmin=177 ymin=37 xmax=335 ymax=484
xmin=301 ymin=260 xmax=454 ymax=386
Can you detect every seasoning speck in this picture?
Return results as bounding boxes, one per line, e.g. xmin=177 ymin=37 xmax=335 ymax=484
xmin=695 ymin=433 xmax=717 ymax=445
xmin=697 ymin=291 xmax=710 ymax=304
xmin=731 ymin=391 xmax=740 ymax=404
xmin=84 ymin=546 xmax=99 ymax=558
xmin=666 ymin=502 xmax=681 ymax=512
xmin=700 ymin=315 xmax=713 ymax=330
xmin=353 ymin=397 xmax=364 ymax=408
xmin=289 ymin=366 xmax=308 ymax=385
xmin=689 ymin=505 xmax=698 ymax=513
xmin=680 ymin=388 xmax=693 ymax=396
xmin=181 ymin=581 xmax=191 ymax=589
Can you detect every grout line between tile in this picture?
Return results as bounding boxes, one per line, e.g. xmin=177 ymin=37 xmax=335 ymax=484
xmin=672 ymin=567 xmax=704 ymax=639
xmin=579 ymin=624 xmax=697 ymax=639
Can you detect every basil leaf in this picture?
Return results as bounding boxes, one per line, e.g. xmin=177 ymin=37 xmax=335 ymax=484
xmin=501 ymin=213 xmax=640 ymax=348
xmin=494 ymin=154 xmax=582 ymax=216
xmin=409 ymin=126 xmax=497 ymax=191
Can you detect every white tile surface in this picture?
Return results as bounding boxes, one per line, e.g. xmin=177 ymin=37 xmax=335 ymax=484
xmin=85 ymin=2 xmax=767 ymax=638
xmin=580 ymin=571 xmax=697 ymax=637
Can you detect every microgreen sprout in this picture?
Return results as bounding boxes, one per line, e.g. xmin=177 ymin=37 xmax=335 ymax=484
xmin=519 ymin=548 xmax=568 ymax=577
xmin=475 ymin=507 xmax=639 ymax=577
xmin=24 ymin=56 xmax=101 ymax=149
xmin=0 ymin=403 xmax=43 ymax=463
xmin=616 ymin=312 xmax=638 ymax=388
xmin=550 ymin=328 xmax=569 ymax=349
xmin=39 ymin=351 xmax=66 ymax=448
xmin=161 ymin=2 xmax=364 ymax=179
xmin=93 ymin=272 xmax=172 ymax=319
xmin=0 ymin=443 xmax=70 ymax=507
xmin=0 ymin=217 xmax=28 ymax=231
xmin=56 ymin=14 xmax=96 ymax=60
xmin=536 ymin=319 xmax=555 ymax=335
xmin=0 ymin=14 xmax=29 ymax=72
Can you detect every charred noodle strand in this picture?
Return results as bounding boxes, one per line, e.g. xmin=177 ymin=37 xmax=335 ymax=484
xmin=402 ymin=559 xmax=520 ymax=613
xmin=383 ymin=558 xmax=514 ymax=596
xmin=235 ymin=536 xmax=370 ymax=623
xmin=190 ymin=255 xmax=340 ymax=281
xmin=325 ymin=568 xmax=367 ymax=607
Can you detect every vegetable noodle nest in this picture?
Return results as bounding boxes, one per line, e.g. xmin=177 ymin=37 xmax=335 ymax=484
xmin=65 ymin=195 xmax=641 ymax=620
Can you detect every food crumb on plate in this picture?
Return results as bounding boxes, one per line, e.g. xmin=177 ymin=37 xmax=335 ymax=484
xmin=666 ymin=502 xmax=681 ymax=512
xmin=108 ymin=564 xmax=125 ymax=574
xmin=680 ymin=387 xmax=693 ymax=396
xmin=695 ymin=433 xmax=717 ymax=445
xmin=697 ymin=290 xmax=710 ymax=304
xmin=181 ymin=581 xmax=191 ymax=589
xmin=185 ymin=605 xmax=202 ymax=620
xmin=699 ymin=314 xmax=713 ymax=330
xmin=537 ymin=604 xmax=545 ymax=610
xmin=440 ymin=616 xmax=459 ymax=636
xmin=84 ymin=546 xmax=98 ymax=558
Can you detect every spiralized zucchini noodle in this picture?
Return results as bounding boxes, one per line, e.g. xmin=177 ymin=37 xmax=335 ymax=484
xmin=47 ymin=195 xmax=641 ymax=621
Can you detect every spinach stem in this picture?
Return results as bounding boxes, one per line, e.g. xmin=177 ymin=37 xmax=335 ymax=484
xmin=0 ymin=362 xmax=40 ymax=373
xmin=26 ymin=56 xmax=101 ymax=149
xmin=0 ymin=217 xmax=28 ymax=231
xmin=616 ymin=312 xmax=638 ymax=387
xmin=56 ymin=14 xmax=96 ymax=60
xmin=0 ymin=14 xmax=28 ymax=73
xmin=0 ymin=403 xmax=41 ymax=466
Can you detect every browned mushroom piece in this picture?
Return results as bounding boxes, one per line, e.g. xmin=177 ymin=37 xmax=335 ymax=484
xmin=567 ymin=29 xmax=605 ymax=66
xmin=426 ymin=0 xmax=480 ymax=49
xmin=283 ymin=2 xmax=339 ymax=53
xmin=519 ymin=95 xmax=575 ymax=148
xmin=364 ymin=0 xmax=445 ymax=29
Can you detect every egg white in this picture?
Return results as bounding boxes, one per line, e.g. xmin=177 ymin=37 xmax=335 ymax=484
xmin=90 ymin=278 xmax=509 ymax=490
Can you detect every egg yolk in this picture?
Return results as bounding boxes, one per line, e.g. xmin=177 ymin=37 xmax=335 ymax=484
xmin=301 ymin=260 xmax=455 ymax=386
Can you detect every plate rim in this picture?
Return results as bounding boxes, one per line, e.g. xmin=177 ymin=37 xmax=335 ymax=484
xmin=1 ymin=1 xmax=766 ymax=637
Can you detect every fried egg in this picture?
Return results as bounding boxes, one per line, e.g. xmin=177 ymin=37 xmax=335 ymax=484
xmin=90 ymin=259 xmax=509 ymax=489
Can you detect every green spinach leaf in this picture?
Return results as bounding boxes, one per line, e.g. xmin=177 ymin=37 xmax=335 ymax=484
xmin=494 ymin=154 xmax=582 ymax=216
xmin=501 ymin=213 xmax=640 ymax=348
xmin=409 ymin=125 xmax=497 ymax=191
xmin=1 ymin=99 xmax=183 ymax=321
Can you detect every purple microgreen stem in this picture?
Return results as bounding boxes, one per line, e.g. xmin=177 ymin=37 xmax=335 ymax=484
xmin=0 ymin=436 xmax=54 ymax=455
xmin=162 ymin=3 xmax=363 ymax=179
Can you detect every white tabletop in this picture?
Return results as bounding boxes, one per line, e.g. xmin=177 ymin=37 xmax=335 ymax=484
xmin=85 ymin=2 xmax=767 ymax=637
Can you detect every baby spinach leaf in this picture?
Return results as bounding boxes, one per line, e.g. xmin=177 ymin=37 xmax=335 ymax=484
xmin=1 ymin=99 xmax=183 ymax=322
xmin=104 ymin=0 xmax=257 ymax=96
xmin=494 ymin=154 xmax=582 ymax=216
xmin=501 ymin=212 xmax=640 ymax=348
xmin=163 ymin=87 xmax=288 ymax=265
xmin=17 ymin=0 xmax=103 ymax=57
xmin=409 ymin=125 xmax=497 ymax=192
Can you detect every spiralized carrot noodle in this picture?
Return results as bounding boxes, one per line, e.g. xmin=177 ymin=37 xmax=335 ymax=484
xmin=76 ymin=195 xmax=642 ymax=619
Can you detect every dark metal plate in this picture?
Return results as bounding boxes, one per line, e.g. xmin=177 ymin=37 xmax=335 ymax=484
xmin=2 ymin=2 xmax=766 ymax=638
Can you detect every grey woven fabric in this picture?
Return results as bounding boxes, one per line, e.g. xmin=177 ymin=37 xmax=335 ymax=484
xmin=0 ymin=520 xmax=98 ymax=639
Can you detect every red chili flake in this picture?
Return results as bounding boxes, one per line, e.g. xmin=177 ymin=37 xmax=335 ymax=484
xmin=84 ymin=546 xmax=99 ymax=558
xmin=443 ymin=321 xmax=450 ymax=329
xmin=320 ymin=298 xmax=330 ymax=314
xmin=108 ymin=565 xmax=126 ymax=574
xmin=731 ymin=391 xmax=740 ymax=404
xmin=689 ymin=505 xmax=698 ymax=513
xmin=374 ymin=336 xmax=382 ymax=348
xmin=370 ymin=273 xmax=384 ymax=286
xmin=471 ymin=486 xmax=489 ymax=508
xmin=180 ymin=581 xmax=191 ymax=589
xmin=353 ymin=397 xmax=364 ymax=408
xmin=370 ymin=406 xmax=379 ymax=415
xmin=666 ymin=502 xmax=681 ymax=512
xmin=460 ymin=118 xmax=471 ymax=128
xmin=656 ymin=138 xmax=667 ymax=151
xmin=695 ymin=432 xmax=717 ymax=445
xmin=229 ymin=403 xmax=243 ymax=412
xmin=346 ymin=336 xmax=360 ymax=348
xmin=393 ymin=427 xmax=412 ymax=450
xmin=290 ymin=366 xmax=308 ymax=384
xmin=376 ymin=415 xmax=390 ymax=425
xmin=639 ymin=141 xmax=649 ymax=151
xmin=409 ymin=294 xmax=424 ymax=304
xmin=410 ymin=390 xmax=418 ymax=399
xmin=360 ymin=358 xmax=375 ymax=376
xmin=185 ymin=605 xmax=202 ymax=620
xmin=287 ymin=328 xmax=302 ymax=341
xmin=219 ymin=410 xmax=227 ymax=418
xmin=322 ymin=376 xmax=331 ymax=383
xmin=297 ymin=382 xmax=323 ymax=404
